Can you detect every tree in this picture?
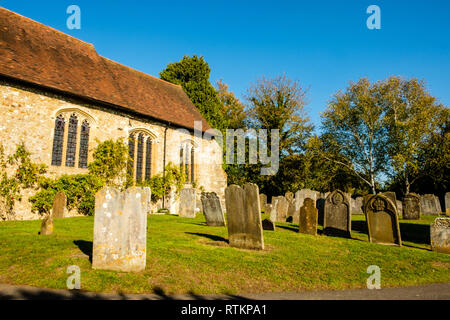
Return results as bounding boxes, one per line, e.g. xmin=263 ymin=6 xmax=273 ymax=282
xmin=216 ymin=79 xmax=247 ymax=129
xmin=160 ymin=55 xmax=225 ymax=130
xmin=379 ymin=76 xmax=446 ymax=194
xmin=321 ymin=78 xmax=388 ymax=194
xmin=245 ymin=74 xmax=313 ymax=156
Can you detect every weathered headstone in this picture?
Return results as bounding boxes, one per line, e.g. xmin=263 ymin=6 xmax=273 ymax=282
xmin=40 ymin=215 xmax=53 ymax=235
xmin=179 ymin=188 xmax=196 ymax=218
xmin=274 ymin=196 xmax=289 ymax=222
xmin=350 ymin=197 xmax=364 ymax=215
xmin=294 ymin=189 xmax=319 ymax=224
xmin=396 ymin=200 xmax=403 ymax=217
xmin=262 ymin=218 xmax=275 ymax=231
xmin=430 ymin=218 xmax=450 ymax=254
xmin=445 ymin=192 xmax=450 ymax=216
xmin=264 ymin=203 xmax=272 ymax=216
xmin=225 ymin=184 xmax=264 ymax=250
xmin=365 ymin=194 xmax=402 ymax=246
xmin=52 ymin=191 xmax=67 ymax=218
xmin=287 ymin=199 xmax=296 ymax=221
xmin=285 ymin=192 xmax=294 ymax=203
xmin=323 ymin=190 xmax=351 ymax=237
xmin=259 ymin=194 xmax=267 ymax=211
xmin=201 ymin=192 xmax=225 ymax=226
xmin=92 ymin=187 xmax=150 ymax=272
xmin=420 ymin=194 xmax=442 ymax=216
xmin=402 ymin=193 xmax=421 ymax=220
xmin=299 ymin=198 xmax=318 ymax=236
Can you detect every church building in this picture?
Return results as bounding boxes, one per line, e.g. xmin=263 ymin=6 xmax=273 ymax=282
xmin=0 ymin=7 xmax=227 ymax=219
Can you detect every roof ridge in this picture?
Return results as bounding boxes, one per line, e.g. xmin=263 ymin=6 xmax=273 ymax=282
xmin=101 ymin=56 xmax=183 ymax=89
xmin=0 ymin=6 xmax=96 ymax=50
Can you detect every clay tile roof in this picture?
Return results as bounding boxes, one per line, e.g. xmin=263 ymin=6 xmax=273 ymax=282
xmin=0 ymin=7 xmax=212 ymax=132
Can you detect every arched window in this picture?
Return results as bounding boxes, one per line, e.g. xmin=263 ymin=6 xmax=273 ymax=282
xmin=145 ymin=138 xmax=152 ymax=181
xmin=128 ymin=133 xmax=135 ymax=178
xmin=180 ymin=141 xmax=195 ymax=184
xmin=78 ymin=120 xmax=90 ymax=169
xmin=65 ymin=114 xmax=78 ymax=167
xmin=51 ymin=115 xmax=65 ymax=166
xmin=136 ymin=133 xmax=144 ymax=183
xmin=191 ymin=146 xmax=195 ymax=183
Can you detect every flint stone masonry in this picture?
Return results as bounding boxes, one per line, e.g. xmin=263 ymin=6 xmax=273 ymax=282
xmin=420 ymin=194 xmax=442 ymax=216
xmin=92 ymin=187 xmax=150 ymax=272
xmin=52 ymin=191 xmax=67 ymax=218
xmin=365 ymin=194 xmax=402 ymax=246
xmin=225 ymin=184 xmax=264 ymax=250
xmin=201 ymin=192 xmax=225 ymax=226
xmin=40 ymin=215 xmax=53 ymax=235
xmin=402 ymin=193 xmax=421 ymax=220
xmin=299 ymin=198 xmax=318 ymax=236
xmin=179 ymin=188 xmax=196 ymax=218
xmin=259 ymin=194 xmax=267 ymax=210
xmin=430 ymin=218 xmax=450 ymax=254
xmin=445 ymin=192 xmax=450 ymax=216
xmin=324 ymin=190 xmax=351 ymax=237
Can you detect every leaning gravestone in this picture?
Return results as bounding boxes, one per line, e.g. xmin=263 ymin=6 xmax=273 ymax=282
xmin=299 ymin=198 xmax=318 ymax=236
xmin=92 ymin=187 xmax=150 ymax=272
xmin=259 ymin=194 xmax=267 ymax=211
xmin=225 ymin=184 xmax=264 ymax=250
xmin=420 ymin=194 xmax=442 ymax=216
xmin=40 ymin=215 xmax=53 ymax=235
xmin=201 ymin=192 xmax=225 ymax=226
xmin=262 ymin=218 xmax=275 ymax=231
xmin=324 ymin=190 xmax=351 ymax=237
xmin=402 ymin=193 xmax=421 ymax=220
xmin=445 ymin=192 xmax=450 ymax=216
xmin=179 ymin=188 xmax=196 ymax=218
xmin=365 ymin=194 xmax=402 ymax=246
xmin=430 ymin=218 xmax=450 ymax=254
xmin=52 ymin=191 xmax=67 ymax=218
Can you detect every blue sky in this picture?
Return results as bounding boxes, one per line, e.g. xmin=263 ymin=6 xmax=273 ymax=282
xmin=2 ymin=0 xmax=449 ymax=132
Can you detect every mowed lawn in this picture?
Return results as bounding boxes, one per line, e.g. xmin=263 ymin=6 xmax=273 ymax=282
xmin=0 ymin=213 xmax=449 ymax=295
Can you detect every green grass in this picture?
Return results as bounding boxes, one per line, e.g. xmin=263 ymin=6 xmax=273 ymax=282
xmin=0 ymin=214 xmax=449 ymax=295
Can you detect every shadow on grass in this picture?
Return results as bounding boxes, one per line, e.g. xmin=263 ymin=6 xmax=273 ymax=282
xmin=351 ymin=220 xmax=368 ymax=235
xmin=276 ymin=225 xmax=298 ymax=233
xmin=73 ymin=240 xmax=93 ymax=263
xmin=399 ymin=222 xmax=430 ymax=245
xmin=185 ymin=232 xmax=229 ymax=243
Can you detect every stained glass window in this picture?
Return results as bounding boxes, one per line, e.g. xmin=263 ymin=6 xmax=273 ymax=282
xmin=136 ymin=133 xmax=144 ymax=183
xmin=128 ymin=134 xmax=135 ymax=178
xmin=78 ymin=120 xmax=90 ymax=169
xmin=65 ymin=114 xmax=78 ymax=167
xmin=51 ymin=115 xmax=65 ymax=166
xmin=145 ymin=139 xmax=152 ymax=181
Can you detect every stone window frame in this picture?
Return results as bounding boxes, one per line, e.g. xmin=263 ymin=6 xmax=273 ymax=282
xmin=51 ymin=108 xmax=96 ymax=169
xmin=128 ymin=128 xmax=158 ymax=183
xmin=180 ymin=139 xmax=198 ymax=185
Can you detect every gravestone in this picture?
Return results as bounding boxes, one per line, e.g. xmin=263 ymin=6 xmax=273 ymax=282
xmin=269 ymin=198 xmax=279 ymax=223
xmin=350 ymin=197 xmax=364 ymax=215
xmin=285 ymin=192 xmax=294 ymax=203
xmin=40 ymin=215 xmax=53 ymax=235
xmin=92 ymin=187 xmax=150 ymax=272
xmin=365 ymin=194 xmax=402 ymax=246
xmin=381 ymin=192 xmax=397 ymax=208
xmin=402 ymin=193 xmax=421 ymax=220
xmin=179 ymin=188 xmax=196 ymax=218
xmin=430 ymin=218 xmax=450 ymax=254
xmin=287 ymin=199 xmax=296 ymax=221
xmin=274 ymin=196 xmax=289 ymax=222
xmin=262 ymin=218 xmax=275 ymax=231
xmin=201 ymin=192 xmax=225 ymax=226
xmin=420 ymin=194 xmax=442 ymax=216
xmin=294 ymin=189 xmax=319 ymax=224
xmin=259 ymin=194 xmax=267 ymax=210
xmin=445 ymin=192 xmax=450 ymax=216
xmin=264 ymin=203 xmax=272 ymax=217
xmin=165 ymin=189 xmax=179 ymax=215
xmin=323 ymin=190 xmax=351 ymax=237
xmin=225 ymin=183 xmax=264 ymax=250
xmin=396 ymin=200 xmax=403 ymax=217
xmin=52 ymin=191 xmax=67 ymax=218
xmin=299 ymin=198 xmax=318 ymax=235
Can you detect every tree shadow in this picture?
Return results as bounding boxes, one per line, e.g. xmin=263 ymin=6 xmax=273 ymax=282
xmin=351 ymin=220 xmax=368 ymax=235
xmin=276 ymin=225 xmax=298 ymax=233
xmin=185 ymin=232 xmax=229 ymax=243
xmin=316 ymin=198 xmax=325 ymax=226
xmin=73 ymin=240 xmax=93 ymax=263
xmin=399 ymin=222 xmax=430 ymax=245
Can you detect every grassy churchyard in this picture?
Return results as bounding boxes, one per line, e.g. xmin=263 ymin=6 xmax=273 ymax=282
xmin=0 ymin=213 xmax=448 ymax=295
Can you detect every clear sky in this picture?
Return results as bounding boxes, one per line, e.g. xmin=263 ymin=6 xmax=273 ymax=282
xmin=2 ymin=0 xmax=449 ymax=132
